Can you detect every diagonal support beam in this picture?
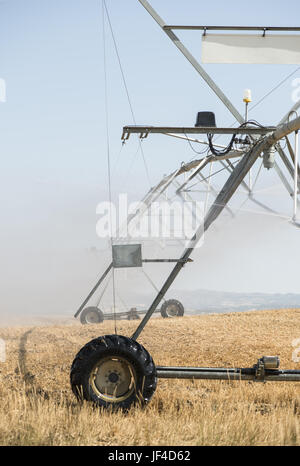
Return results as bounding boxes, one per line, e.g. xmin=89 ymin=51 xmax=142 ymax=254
xmin=74 ymin=263 xmax=113 ymax=318
xmin=273 ymin=161 xmax=300 ymax=209
xmin=175 ymin=155 xmax=213 ymax=194
xmin=137 ymin=0 xmax=244 ymax=123
xmin=221 ymin=158 xmax=280 ymax=215
xmin=276 ymin=143 xmax=300 ymax=191
xmin=285 ymin=136 xmax=300 ymax=178
xmin=195 ymin=173 xmax=235 ymax=217
xmin=132 ymin=141 xmax=264 ymax=340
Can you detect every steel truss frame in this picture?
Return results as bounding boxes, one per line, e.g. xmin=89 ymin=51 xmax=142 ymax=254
xmin=75 ymin=0 xmax=300 ymax=382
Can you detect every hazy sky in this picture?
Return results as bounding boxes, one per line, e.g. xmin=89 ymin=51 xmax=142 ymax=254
xmin=1 ymin=0 xmax=300 ymax=317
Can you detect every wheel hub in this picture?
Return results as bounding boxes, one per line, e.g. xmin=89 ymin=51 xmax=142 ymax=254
xmin=90 ymin=357 xmax=136 ymax=402
xmin=166 ymin=304 xmax=178 ymax=316
xmin=108 ymin=372 xmax=119 ymax=383
xmin=86 ymin=310 xmax=100 ymax=323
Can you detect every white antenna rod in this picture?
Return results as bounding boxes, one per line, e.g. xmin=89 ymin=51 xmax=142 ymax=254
xmin=243 ymin=89 xmax=252 ymax=190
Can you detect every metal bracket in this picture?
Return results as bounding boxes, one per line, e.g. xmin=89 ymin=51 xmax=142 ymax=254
xmin=254 ymin=356 xmax=280 ymax=382
xmin=254 ymin=358 xmax=266 ymax=381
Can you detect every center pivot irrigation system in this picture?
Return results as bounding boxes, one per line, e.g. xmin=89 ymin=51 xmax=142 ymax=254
xmin=70 ymin=1 xmax=300 ymax=410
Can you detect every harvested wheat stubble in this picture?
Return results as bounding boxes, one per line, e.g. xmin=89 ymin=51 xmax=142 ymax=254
xmin=0 ymin=309 xmax=299 ymax=446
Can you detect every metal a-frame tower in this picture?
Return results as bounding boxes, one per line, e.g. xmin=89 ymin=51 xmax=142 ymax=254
xmin=70 ymin=1 xmax=300 ymax=410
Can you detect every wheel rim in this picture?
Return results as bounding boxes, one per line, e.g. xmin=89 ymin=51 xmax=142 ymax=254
xmin=85 ymin=310 xmax=101 ymax=324
xmin=89 ymin=356 xmax=137 ymax=403
xmin=165 ymin=303 xmax=179 ymax=317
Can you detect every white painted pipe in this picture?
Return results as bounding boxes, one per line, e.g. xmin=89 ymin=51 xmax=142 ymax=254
xmin=293 ymin=130 xmax=299 ymax=221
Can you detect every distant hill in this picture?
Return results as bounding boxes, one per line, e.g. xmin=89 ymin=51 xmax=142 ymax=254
xmin=174 ymin=289 xmax=300 ymax=314
xmin=114 ymin=288 xmax=300 ymax=315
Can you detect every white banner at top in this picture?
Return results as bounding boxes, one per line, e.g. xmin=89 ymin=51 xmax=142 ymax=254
xmin=202 ymin=34 xmax=300 ymax=64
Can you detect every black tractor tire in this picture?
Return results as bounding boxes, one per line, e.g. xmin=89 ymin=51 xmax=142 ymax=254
xmin=70 ymin=334 xmax=157 ymax=411
xmin=80 ymin=307 xmax=104 ymax=325
xmin=160 ymin=299 xmax=184 ymax=318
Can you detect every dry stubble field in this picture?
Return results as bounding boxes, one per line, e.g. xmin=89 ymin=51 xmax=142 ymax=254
xmin=0 ymin=309 xmax=299 ymax=446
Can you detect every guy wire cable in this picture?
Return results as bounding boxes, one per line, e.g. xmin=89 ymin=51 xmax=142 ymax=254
xmin=103 ymin=0 xmax=152 ymax=188
xmin=102 ymin=0 xmax=117 ymax=334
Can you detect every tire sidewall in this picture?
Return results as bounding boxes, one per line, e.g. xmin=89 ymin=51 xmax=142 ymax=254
xmin=71 ymin=336 xmax=156 ymax=410
xmin=80 ymin=307 xmax=104 ymax=325
xmin=161 ymin=299 xmax=184 ymax=318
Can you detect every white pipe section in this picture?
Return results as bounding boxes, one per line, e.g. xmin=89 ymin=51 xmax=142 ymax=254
xmin=293 ymin=130 xmax=299 ymax=221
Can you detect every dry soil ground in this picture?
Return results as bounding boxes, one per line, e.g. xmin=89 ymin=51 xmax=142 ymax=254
xmin=0 ymin=309 xmax=299 ymax=446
